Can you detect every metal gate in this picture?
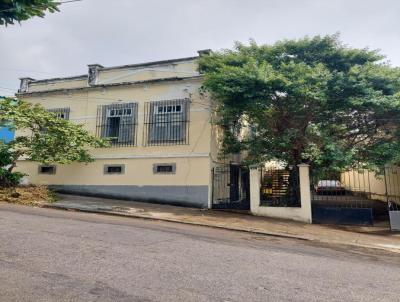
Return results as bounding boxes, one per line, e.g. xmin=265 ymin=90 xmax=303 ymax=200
xmin=260 ymin=166 xmax=301 ymax=207
xmin=211 ymin=164 xmax=250 ymax=210
xmin=311 ymin=169 xmax=391 ymax=226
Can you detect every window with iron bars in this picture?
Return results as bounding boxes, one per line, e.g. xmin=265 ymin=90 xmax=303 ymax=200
xmin=41 ymin=108 xmax=70 ymax=133
xmin=96 ymin=102 xmax=138 ymax=147
xmin=47 ymin=107 xmax=70 ymax=120
xmin=143 ymin=99 xmax=190 ymax=146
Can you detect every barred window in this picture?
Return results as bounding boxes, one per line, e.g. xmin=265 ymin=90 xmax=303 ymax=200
xmin=38 ymin=165 xmax=56 ymax=175
xmin=153 ymin=163 xmax=176 ymax=174
xmin=96 ymin=102 xmax=138 ymax=147
xmin=104 ymin=164 xmax=125 ymax=174
xmin=48 ymin=107 xmax=70 ymax=120
xmin=144 ymin=99 xmax=190 ymax=146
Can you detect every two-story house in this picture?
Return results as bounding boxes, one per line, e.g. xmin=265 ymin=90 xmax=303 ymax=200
xmin=15 ymin=50 xmax=231 ymax=208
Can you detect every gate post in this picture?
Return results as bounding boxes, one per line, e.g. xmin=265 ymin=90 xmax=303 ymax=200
xmin=298 ymin=164 xmax=312 ymax=223
xmin=250 ymin=167 xmax=261 ymax=213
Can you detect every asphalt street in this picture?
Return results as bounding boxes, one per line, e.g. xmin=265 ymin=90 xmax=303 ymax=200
xmin=0 ymin=203 xmax=399 ymax=302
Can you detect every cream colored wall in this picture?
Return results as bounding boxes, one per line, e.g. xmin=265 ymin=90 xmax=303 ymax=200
xmin=28 ymin=78 xmax=87 ymax=92
xmin=16 ymin=157 xmax=210 ymax=186
xmin=97 ymin=61 xmax=199 ymax=85
xmin=384 ymin=167 xmax=400 ymax=203
xmin=250 ymin=165 xmax=312 ymax=223
xmin=16 ymin=77 xmax=214 ymax=187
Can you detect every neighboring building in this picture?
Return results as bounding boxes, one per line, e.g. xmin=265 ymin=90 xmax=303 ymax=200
xmin=15 ymin=50 xmax=227 ymax=208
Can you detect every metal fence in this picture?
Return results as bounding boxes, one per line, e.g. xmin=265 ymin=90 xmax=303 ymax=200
xmin=143 ymin=99 xmax=190 ymax=146
xmin=211 ymin=164 xmax=250 ymax=210
xmin=260 ymin=166 xmax=301 ymax=207
xmin=311 ymin=170 xmax=376 ymax=209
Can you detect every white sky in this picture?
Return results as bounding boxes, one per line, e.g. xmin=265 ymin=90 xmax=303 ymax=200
xmin=0 ymin=0 xmax=399 ymax=96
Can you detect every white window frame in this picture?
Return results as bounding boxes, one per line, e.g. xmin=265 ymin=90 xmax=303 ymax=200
xmin=154 ymin=104 xmax=182 ymax=115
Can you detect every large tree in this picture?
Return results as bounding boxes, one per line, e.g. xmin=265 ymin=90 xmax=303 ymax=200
xmin=199 ymin=35 xmax=400 ymax=172
xmin=0 ymin=97 xmax=108 ymax=187
xmin=0 ymin=0 xmax=60 ymax=25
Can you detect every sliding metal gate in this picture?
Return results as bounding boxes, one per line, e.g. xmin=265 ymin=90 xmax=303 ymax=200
xmin=311 ymin=169 xmax=394 ymax=226
xmin=211 ymin=164 xmax=250 ymax=210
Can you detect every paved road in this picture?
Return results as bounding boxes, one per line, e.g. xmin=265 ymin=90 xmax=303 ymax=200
xmin=0 ymin=204 xmax=399 ymax=302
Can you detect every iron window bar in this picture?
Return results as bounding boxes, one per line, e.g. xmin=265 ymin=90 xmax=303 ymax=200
xmin=143 ymin=99 xmax=190 ymax=146
xmin=96 ymin=102 xmax=138 ymax=147
xmin=260 ymin=166 xmax=301 ymax=207
xmin=47 ymin=107 xmax=70 ymax=120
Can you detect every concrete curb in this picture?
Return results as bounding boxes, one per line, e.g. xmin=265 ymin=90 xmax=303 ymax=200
xmin=42 ymin=204 xmax=400 ymax=255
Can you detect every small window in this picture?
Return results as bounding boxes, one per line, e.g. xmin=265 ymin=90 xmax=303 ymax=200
xmin=104 ymin=164 xmax=125 ymax=175
xmin=158 ymin=165 xmax=173 ymax=173
xmin=39 ymin=165 xmax=56 ymax=175
xmin=153 ymin=163 xmax=176 ymax=174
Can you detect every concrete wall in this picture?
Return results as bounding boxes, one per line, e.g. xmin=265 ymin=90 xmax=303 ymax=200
xmin=250 ymin=164 xmax=312 ymax=223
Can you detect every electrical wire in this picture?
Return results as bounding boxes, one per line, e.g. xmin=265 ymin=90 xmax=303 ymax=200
xmin=19 ymin=92 xmax=212 ymax=110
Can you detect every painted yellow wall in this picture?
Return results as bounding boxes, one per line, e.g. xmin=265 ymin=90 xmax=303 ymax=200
xmin=17 ymin=157 xmax=210 ymax=186
xmin=16 ymin=76 xmax=213 ymax=188
xmin=18 ymin=78 xmax=211 ymax=154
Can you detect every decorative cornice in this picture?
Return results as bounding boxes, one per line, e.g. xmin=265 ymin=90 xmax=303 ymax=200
xmin=16 ymin=75 xmax=203 ymax=96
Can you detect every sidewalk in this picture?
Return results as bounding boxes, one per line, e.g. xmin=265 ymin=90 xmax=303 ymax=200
xmin=46 ymin=194 xmax=400 ymax=254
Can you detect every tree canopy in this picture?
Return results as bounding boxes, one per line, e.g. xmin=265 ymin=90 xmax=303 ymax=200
xmin=199 ymin=35 xmax=400 ymax=171
xmin=0 ymin=97 xmax=108 ymax=186
xmin=0 ymin=0 xmax=59 ymax=25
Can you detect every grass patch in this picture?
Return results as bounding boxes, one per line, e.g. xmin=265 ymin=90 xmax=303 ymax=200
xmin=0 ymin=185 xmax=57 ymax=206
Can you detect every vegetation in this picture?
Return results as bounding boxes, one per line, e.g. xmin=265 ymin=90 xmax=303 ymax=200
xmin=0 ymin=97 xmax=108 ymax=187
xmin=0 ymin=185 xmax=57 ymax=205
xmin=0 ymin=0 xmax=60 ymax=25
xmin=199 ymin=35 xmax=400 ymax=172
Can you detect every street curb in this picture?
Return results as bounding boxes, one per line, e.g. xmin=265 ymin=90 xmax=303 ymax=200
xmin=42 ymin=204 xmax=400 ymax=255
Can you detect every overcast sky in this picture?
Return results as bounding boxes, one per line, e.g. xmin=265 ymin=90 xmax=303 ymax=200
xmin=0 ymin=0 xmax=399 ymax=96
